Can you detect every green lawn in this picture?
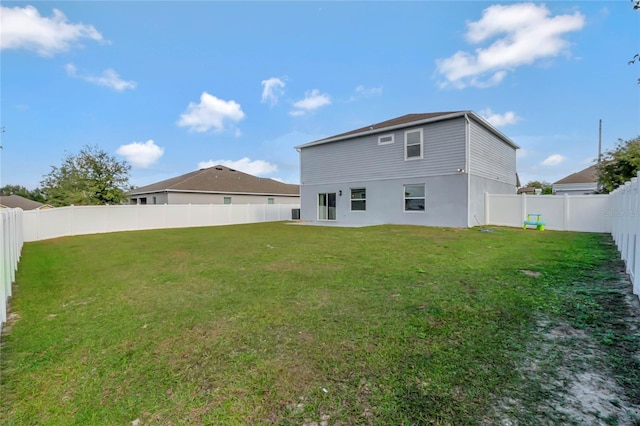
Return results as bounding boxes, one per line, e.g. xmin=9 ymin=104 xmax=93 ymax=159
xmin=1 ymin=223 xmax=637 ymax=425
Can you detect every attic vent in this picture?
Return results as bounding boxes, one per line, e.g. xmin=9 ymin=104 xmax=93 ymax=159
xmin=378 ymin=134 xmax=395 ymax=145
xmin=215 ymin=167 xmax=223 ymax=170
xmin=229 ymin=169 xmax=236 ymax=172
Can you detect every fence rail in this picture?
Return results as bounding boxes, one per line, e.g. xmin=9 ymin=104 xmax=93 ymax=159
xmin=23 ymin=203 xmax=300 ymax=242
xmin=1 ymin=208 xmax=23 ymax=324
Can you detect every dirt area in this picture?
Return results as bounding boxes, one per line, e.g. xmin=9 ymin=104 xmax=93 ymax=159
xmin=493 ymin=267 xmax=640 ymax=425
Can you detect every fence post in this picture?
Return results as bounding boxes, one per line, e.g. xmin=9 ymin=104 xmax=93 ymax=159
xmin=563 ymin=193 xmax=569 ymax=231
xmin=521 ymin=193 xmax=527 ymax=222
xmin=484 ymin=192 xmax=490 ymax=225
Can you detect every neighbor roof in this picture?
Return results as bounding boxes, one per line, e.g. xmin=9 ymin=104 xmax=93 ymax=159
xmin=0 ymin=194 xmax=46 ymax=210
xmin=295 ymin=111 xmax=520 ymax=150
xmin=553 ymin=165 xmax=598 ymax=185
xmin=130 ymin=165 xmax=300 ymax=196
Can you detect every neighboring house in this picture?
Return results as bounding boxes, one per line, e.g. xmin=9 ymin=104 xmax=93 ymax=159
xmin=295 ymin=111 xmax=519 ymax=227
xmin=517 ymin=187 xmax=538 ymax=195
xmin=552 ymin=165 xmax=598 ymax=195
xmin=128 ymin=165 xmax=300 ymax=205
xmin=0 ymin=194 xmax=52 ymax=210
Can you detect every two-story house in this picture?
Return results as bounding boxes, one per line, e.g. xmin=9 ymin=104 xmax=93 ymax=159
xmin=294 ymin=111 xmax=519 ymax=227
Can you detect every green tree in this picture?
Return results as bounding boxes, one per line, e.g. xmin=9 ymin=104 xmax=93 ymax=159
xmin=0 ymin=184 xmax=46 ymax=202
xmin=596 ymin=136 xmax=640 ymax=193
xmin=40 ymin=145 xmax=132 ymax=206
xmin=523 ymin=180 xmax=554 ymax=194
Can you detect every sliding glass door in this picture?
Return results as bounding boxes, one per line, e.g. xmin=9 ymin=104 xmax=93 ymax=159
xmin=318 ymin=193 xmax=337 ymax=220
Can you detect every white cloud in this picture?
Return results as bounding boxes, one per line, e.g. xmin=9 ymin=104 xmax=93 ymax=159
xmin=261 ymin=77 xmax=285 ymax=107
xmin=177 ymin=92 xmax=245 ymax=132
xmin=290 ymin=89 xmax=331 ymax=116
xmin=116 ymin=140 xmax=164 ymax=168
xmin=436 ymin=3 xmax=585 ymax=88
xmin=479 ymin=108 xmax=521 ymax=127
xmin=65 ymin=63 xmax=136 ymax=91
xmin=197 ymin=157 xmax=278 ymax=176
xmin=541 ymin=154 xmax=566 ymax=166
xmin=0 ymin=5 xmax=104 ymax=57
xmin=348 ymin=85 xmax=383 ymax=101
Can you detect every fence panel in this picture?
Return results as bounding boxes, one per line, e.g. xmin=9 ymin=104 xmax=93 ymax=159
xmin=22 ymin=204 xmax=300 ymax=242
xmin=485 ymin=194 xmax=523 ymax=227
xmin=609 ymin=174 xmax=640 ymax=298
xmin=1 ymin=208 xmax=24 ymax=325
xmin=486 ymin=193 xmax=611 ymax=232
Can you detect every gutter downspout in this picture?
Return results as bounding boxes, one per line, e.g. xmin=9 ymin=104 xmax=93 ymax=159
xmin=465 ymin=113 xmax=472 ymax=227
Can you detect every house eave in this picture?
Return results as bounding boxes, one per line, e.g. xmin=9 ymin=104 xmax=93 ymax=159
xmin=294 ymin=110 xmax=519 ymax=150
xmin=128 ymin=189 xmax=300 ymax=197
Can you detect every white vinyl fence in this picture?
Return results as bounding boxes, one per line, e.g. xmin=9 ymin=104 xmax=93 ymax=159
xmin=610 ymin=175 xmax=640 ymax=298
xmin=485 ymin=192 xmax=611 ymax=233
xmin=23 ymin=203 xmax=300 ymax=242
xmin=1 ymin=208 xmax=23 ymax=324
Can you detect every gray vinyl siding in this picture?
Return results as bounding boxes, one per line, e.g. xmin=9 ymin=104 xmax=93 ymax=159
xmin=301 ymin=118 xmax=467 ymax=185
xmin=468 ymin=118 xmax=516 ymax=185
xmin=300 ymin=174 xmax=468 ymax=227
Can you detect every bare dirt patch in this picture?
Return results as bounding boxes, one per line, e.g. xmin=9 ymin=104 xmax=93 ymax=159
xmin=491 ymin=269 xmax=640 ymax=425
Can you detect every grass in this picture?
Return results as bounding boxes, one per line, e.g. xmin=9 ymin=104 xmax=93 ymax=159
xmin=0 ymin=222 xmax=638 ymax=425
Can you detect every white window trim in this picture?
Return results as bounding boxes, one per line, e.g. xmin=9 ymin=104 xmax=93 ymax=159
xmin=403 ymin=184 xmax=426 ymax=213
xmin=404 ymin=128 xmax=423 ymax=161
xmin=378 ymin=134 xmax=395 ymax=145
xmin=350 ymin=187 xmax=366 ymax=212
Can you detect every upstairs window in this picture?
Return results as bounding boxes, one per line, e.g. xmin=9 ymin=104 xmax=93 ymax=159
xmin=378 ymin=134 xmax=394 ymax=145
xmin=350 ymin=188 xmax=366 ymax=211
xmin=405 ymin=128 xmax=423 ymax=160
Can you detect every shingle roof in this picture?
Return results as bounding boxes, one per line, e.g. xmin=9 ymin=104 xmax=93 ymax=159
xmin=0 ymin=194 xmax=45 ymax=210
xmin=553 ymin=165 xmax=598 ymax=185
xmin=130 ymin=165 xmax=300 ymax=196
xmin=314 ymin=112 xmax=461 ymax=142
xmin=295 ymin=111 xmax=519 ymax=149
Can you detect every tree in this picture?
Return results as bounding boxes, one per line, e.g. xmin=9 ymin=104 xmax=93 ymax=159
xmin=523 ymin=180 xmax=554 ymax=194
xmin=40 ymin=145 xmax=132 ymax=206
xmin=596 ymin=136 xmax=640 ymax=193
xmin=0 ymin=184 xmax=46 ymax=202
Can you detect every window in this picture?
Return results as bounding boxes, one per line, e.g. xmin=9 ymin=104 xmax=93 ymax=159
xmin=404 ymin=184 xmax=425 ymax=211
xmin=378 ymin=134 xmax=394 ymax=145
xmin=405 ymin=128 xmax=423 ymax=160
xmin=152 ymin=196 xmax=157 ymax=205
xmin=267 ymin=198 xmax=275 ymax=205
xmin=139 ymin=197 xmax=147 ymax=205
xmin=350 ymin=188 xmax=366 ymax=211
xmin=318 ymin=193 xmax=337 ymax=220
xmin=224 ymin=197 xmax=232 ymax=205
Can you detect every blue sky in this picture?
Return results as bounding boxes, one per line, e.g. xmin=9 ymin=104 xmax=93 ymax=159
xmin=1 ymin=1 xmax=639 ymax=190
